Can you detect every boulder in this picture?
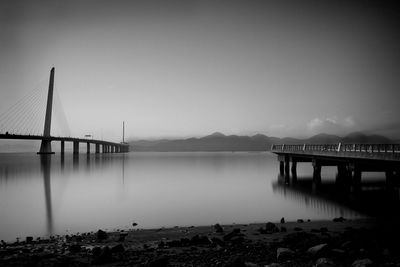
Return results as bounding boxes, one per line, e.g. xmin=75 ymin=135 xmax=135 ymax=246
xmin=266 ymin=222 xmax=279 ymax=233
xmin=111 ymin=244 xmax=124 ymax=253
xmin=190 ymin=235 xmax=212 ymax=246
xmin=307 ymin=243 xmax=328 ymax=256
xmin=351 ymin=259 xmax=373 ymax=267
xmin=211 ymin=237 xmax=225 ymax=247
xmin=118 ymin=232 xmax=128 ymax=242
xmin=276 ymin=247 xmax=295 ymax=261
xmin=315 ymin=258 xmax=337 ymax=267
xmin=332 ymin=217 xmax=346 ymax=222
xmin=297 ymin=219 xmax=304 ymax=223
xmin=69 ymin=244 xmax=81 ymax=253
xmin=214 ymin=223 xmax=224 ymax=233
xmin=96 ymin=230 xmax=108 ymax=241
xmin=148 ymin=256 xmax=169 ymax=267
xmin=280 ymin=217 xmax=285 ymax=224
xmin=223 ymin=228 xmax=241 ymax=241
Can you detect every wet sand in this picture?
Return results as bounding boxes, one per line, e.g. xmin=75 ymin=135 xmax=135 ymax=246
xmin=1 ymin=218 xmax=399 ymax=266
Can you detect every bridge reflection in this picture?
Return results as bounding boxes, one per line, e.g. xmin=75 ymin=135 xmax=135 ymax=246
xmin=0 ymin=153 xmax=126 ymax=238
xmin=272 ymin=173 xmax=400 ymax=218
xmin=40 ymin=155 xmax=53 ymax=235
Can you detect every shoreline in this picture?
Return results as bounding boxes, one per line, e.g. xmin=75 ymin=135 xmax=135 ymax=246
xmin=1 ymin=217 xmax=400 ymax=266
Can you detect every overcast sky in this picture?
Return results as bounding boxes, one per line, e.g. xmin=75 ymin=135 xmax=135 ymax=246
xmin=1 ymin=0 xmax=399 ymax=141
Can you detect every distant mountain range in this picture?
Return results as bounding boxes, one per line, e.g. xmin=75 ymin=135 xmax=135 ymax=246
xmin=129 ymin=132 xmax=397 ymax=152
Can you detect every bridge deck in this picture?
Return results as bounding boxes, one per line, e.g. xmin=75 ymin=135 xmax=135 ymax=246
xmin=0 ymin=133 xmax=128 ymax=147
xmin=271 ymin=143 xmax=400 ymax=162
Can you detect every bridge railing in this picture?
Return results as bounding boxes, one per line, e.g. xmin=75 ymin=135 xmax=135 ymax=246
xmin=271 ymin=143 xmax=400 ymax=154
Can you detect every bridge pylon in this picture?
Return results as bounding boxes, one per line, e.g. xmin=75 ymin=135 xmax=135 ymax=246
xmin=37 ymin=67 xmax=55 ymax=154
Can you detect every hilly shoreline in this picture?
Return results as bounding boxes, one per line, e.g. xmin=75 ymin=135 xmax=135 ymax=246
xmin=129 ymin=132 xmax=395 ymax=152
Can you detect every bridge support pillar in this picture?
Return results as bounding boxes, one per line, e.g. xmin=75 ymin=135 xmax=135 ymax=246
xmin=291 ymin=160 xmax=297 ymax=180
xmin=284 ymin=156 xmax=290 ymax=175
xmin=60 ymin=141 xmax=65 ymax=155
xmin=73 ymin=141 xmax=79 ymax=155
xmin=336 ymin=164 xmax=351 ymax=185
xmin=95 ymin=144 xmax=100 ymax=154
xmin=87 ymin=142 xmax=90 ymax=154
xmin=38 ymin=140 xmax=54 ymax=154
xmin=312 ymin=161 xmax=322 ymax=184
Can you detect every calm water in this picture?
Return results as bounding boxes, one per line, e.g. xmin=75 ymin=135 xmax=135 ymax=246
xmin=0 ymin=152 xmax=397 ymax=241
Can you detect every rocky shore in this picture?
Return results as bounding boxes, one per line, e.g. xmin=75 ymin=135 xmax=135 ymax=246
xmin=1 ymin=218 xmax=400 ymax=267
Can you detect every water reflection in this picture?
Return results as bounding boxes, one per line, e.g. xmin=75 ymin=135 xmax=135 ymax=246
xmin=272 ymin=172 xmax=400 ymax=218
xmin=2 ymin=152 xmax=397 ymax=242
xmin=40 ymin=155 xmax=53 ymax=235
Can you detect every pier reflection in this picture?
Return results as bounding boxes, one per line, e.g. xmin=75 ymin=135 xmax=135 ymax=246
xmin=272 ymin=173 xmax=400 ymax=218
xmin=40 ymin=155 xmax=53 ymax=235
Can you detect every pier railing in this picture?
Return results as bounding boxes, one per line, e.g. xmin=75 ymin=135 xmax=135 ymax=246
xmin=271 ymin=143 xmax=400 ymax=154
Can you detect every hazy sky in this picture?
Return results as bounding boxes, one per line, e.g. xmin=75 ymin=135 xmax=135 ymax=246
xmin=1 ymin=0 xmax=399 ymax=141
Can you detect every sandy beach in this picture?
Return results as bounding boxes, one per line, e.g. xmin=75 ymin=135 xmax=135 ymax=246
xmin=1 ymin=217 xmax=399 ymax=266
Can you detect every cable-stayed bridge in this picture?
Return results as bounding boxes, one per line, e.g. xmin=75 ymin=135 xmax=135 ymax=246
xmin=0 ymin=68 xmax=129 ymax=154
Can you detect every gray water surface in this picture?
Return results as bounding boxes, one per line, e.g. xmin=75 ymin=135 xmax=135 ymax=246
xmin=0 ymin=152 xmax=377 ymax=241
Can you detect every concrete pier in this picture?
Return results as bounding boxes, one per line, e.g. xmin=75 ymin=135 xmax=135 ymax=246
xmin=272 ymin=143 xmax=400 ymax=188
xmin=87 ymin=142 xmax=90 ymax=154
xmin=60 ymin=141 xmax=65 ymax=154
xmin=95 ymin=143 xmax=100 ymax=154
xmin=73 ymin=141 xmax=79 ymax=155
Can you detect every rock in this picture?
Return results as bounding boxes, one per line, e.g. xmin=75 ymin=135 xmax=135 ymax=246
xmin=280 ymin=226 xmax=287 ymax=232
xmin=332 ymin=217 xmax=346 ymax=222
xmin=180 ymin=238 xmax=191 ymax=246
xmin=167 ymin=239 xmax=183 ymax=247
xmin=280 ymin=217 xmax=285 ymax=224
xmin=315 ymin=257 xmax=337 ymax=267
xmin=330 ymin=248 xmax=346 ymax=258
xmin=92 ymin=246 xmax=102 ymax=257
xmin=111 ymin=244 xmax=124 ymax=253
xmin=320 ymin=227 xmax=328 ymax=233
xmin=230 ymin=235 xmax=245 ymax=244
xmin=148 ymin=256 xmax=169 ymax=267
xmin=223 ymin=228 xmax=241 ymax=241
xmin=190 ymin=235 xmax=212 ymax=245
xmin=132 ymin=222 xmax=138 ymax=227
xmin=266 ymin=222 xmax=279 ymax=233
xmin=225 ymin=256 xmax=246 ymax=267
xmin=69 ymin=244 xmax=81 ymax=253
xmin=245 ymin=262 xmax=258 ymax=267
xmin=214 ymin=223 xmax=224 ymax=233
xmin=276 ymin=247 xmax=295 ymax=261
xmin=308 ymin=244 xmax=328 ymax=256
xmin=265 ymin=263 xmax=282 ymax=267
xmin=96 ymin=229 xmax=108 ymax=241
xmin=118 ymin=232 xmax=128 ymax=242
xmin=93 ymin=246 xmax=112 ymax=264
xmin=294 ymin=227 xmax=303 ymax=231
xmin=26 ymin=236 xmax=33 ymax=243
xmin=341 ymin=241 xmax=353 ymax=249
xmin=351 ymin=259 xmax=373 ymax=267
xmin=211 ymin=237 xmax=225 ymax=247
xmin=297 ymin=219 xmax=304 ymax=223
